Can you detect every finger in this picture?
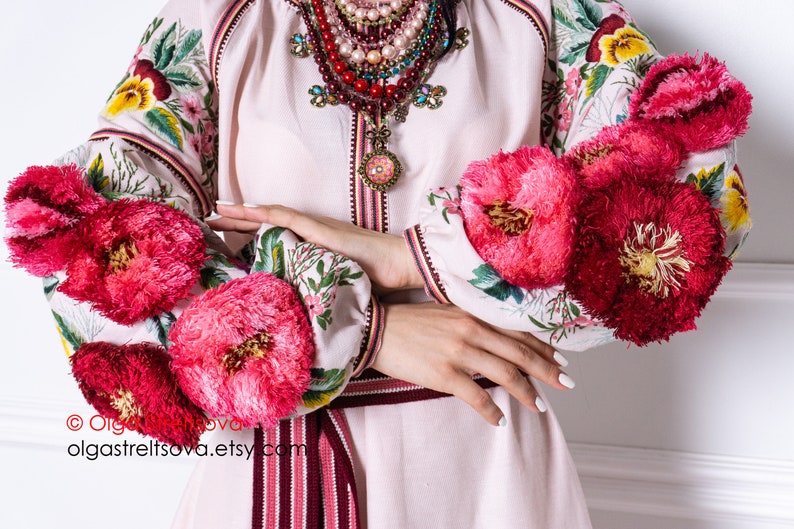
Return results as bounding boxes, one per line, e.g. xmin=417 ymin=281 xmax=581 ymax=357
xmin=206 ymin=216 xmax=262 ymax=233
xmin=495 ymin=327 xmax=570 ymax=367
xmin=448 ymin=375 xmax=506 ymax=426
xmin=457 ymin=346 xmax=543 ymax=412
xmin=468 ymin=324 xmax=573 ymax=392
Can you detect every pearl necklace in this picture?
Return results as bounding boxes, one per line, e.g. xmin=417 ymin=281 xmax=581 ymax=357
xmin=298 ymin=0 xmax=450 ymax=190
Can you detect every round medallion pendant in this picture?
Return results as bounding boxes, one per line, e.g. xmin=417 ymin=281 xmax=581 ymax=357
xmin=358 ymin=149 xmax=403 ymax=191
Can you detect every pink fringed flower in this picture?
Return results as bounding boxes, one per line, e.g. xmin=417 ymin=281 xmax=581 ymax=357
xmin=566 ymin=179 xmax=731 ymax=346
xmin=629 ymin=53 xmax=753 ymax=152
xmin=4 ymin=165 xmax=105 ymax=276
xmin=59 ymin=199 xmax=206 ymax=325
xmin=459 ymin=145 xmax=579 ymax=289
xmin=71 ymin=342 xmax=206 ymax=447
xmin=565 ymin=121 xmax=685 ymax=189
xmin=168 ymin=272 xmax=314 ymax=429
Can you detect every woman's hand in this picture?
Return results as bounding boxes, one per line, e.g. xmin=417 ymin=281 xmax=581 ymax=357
xmin=372 ymin=302 xmax=574 ymax=426
xmin=210 ymin=202 xmax=422 ymax=292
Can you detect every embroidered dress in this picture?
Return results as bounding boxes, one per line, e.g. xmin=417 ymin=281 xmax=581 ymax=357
xmin=5 ymin=0 xmax=750 ymax=527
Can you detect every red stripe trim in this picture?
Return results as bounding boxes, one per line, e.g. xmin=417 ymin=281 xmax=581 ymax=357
xmin=403 ymin=225 xmax=451 ymax=304
xmin=352 ymin=296 xmax=384 ymax=377
xmin=252 ymin=427 xmax=265 ymax=529
xmin=499 ymin=0 xmax=549 ymax=58
xmin=89 ymin=129 xmax=212 ymax=216
xmin=348 ymin=112 xmax=388 ymax=233
xmin=209 ymin=0 xmax=257 ymax=88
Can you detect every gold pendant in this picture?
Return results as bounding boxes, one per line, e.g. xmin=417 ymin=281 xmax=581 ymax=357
xmin=358 ymin=124 xmax=403 ymax=191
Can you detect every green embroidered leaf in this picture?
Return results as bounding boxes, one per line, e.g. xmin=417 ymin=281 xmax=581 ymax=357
xmin=52 ymin=311 xmax=84 ymax=352
xmin=181 ymin=119 xmax=195 ymax=135
xmin=552 ymin=4 xmax=578 ymax=29
xmin=319 ymin=270 xmax=337 ymax=290
xmin=173 ymin=29 xmax=202 ymax=64
xmin=253 ymin=227 xmax=286 ymax=278
xmin=152 ymin=22 xmax=177 ymax=70
xmin=165 ymin=65 xmax=202 ymax=92
xmin=528 ymin=314 xmax=555 ymax=332
xmin=144 ymin=107 xmax=184 ymax=150
xmin=85 ymin=154 xmax=109 ymax=192
xmin=307 ymin=277 xmax=319 ymax=292
xmin=468 ymin=264 xmax=525 ymax=304
xmin=140 ymin=17 xmax=164 ymax=46
xmin=686 ymin=163 xmax=725 ymax=204
xmin=200 ymin=266 xmax=232 ymax=290
xmin=571 ymin=0 xmax=602 ymax=31
xmin=586 ymin=64 xmax=611 ymax=98
xmin=146 ymin=311 xmax=177 ymax=347
xmin=302 ymin=368 xmax=346 ymax=408
xmin=43 ymin=275 xmax=60 ymax=301
xmin=570 ymin=302 xmax=581 ymax=318
xmin=559 ymin=33 xmax=591 ymax=65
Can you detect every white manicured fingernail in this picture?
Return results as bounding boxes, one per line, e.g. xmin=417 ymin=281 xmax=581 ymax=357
xmin=215 ymin=200 xmax=235 ymax=206
xmin=535 ymin=396 xmax=547 ymax=413
xmin=559 ymin=373 xmax=576 ymax=389
xmin=553 ymin=351 xmax=569 ymax=367
xmin=243 ymin=203 xmax=260 ymax=208
xmin=498 ymin=416 xmax=507 ymax=427
xmin=204 ymin=213 xmax=222 ymax=221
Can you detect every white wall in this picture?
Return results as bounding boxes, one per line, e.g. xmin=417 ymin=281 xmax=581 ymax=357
xmin=1 ymin=1 xmax=792 ymax=528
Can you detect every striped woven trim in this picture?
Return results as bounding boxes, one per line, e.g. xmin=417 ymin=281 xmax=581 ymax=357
xmin=330 ymin=369 xmax=497 ymax=409
xmin=403 ymin=224 xmax=451 ymax=304
xmin=348 ymin=112 xmax=388 ymax=233
xmin=499 ymin=0 xmax=549 ymax=58
xmin=351 ymin=296 xmax=385 ymax=378
xmin=89 ymin=129 xmax=212 ymax=217
xmin=209 ymin=0 xmax=257 ymax=87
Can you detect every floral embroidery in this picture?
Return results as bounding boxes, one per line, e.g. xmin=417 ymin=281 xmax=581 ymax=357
xmin=302 ymin=368 xmax=346 ymax=409
xmin=426 ymin=187 xmax=461 ymax=224
xmin=596 ymin=26 xmax=651 ymax=66
xmin=527 ymin=291 xmax=593 ymax=344
xmin=686 ymin=163 xmax=725 ymax=205
xmin=102 ymin=18 xmax=212 ymax=157
xmin=288 ymin=243 xmax=365 ymax=331
xmin=468 ymin=264 xmax=526 ymax=304
xmin=720 ymin=170 xmax=752 ymax=235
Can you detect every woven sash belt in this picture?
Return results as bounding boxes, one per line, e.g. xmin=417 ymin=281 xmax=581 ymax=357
xmin=250 ymin=369 xmax=498 ymax=529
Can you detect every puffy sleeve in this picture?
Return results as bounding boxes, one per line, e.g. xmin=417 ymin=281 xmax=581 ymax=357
xmin=4 ymin=0 xmax=379 ymax=447
xmin=403 ymin=0 xmax=752 ymax=351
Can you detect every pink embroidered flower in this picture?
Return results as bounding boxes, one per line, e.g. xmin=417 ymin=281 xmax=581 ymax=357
xmin=565 ymin=68 xmax=581 ymax=96
xmin=460 ymin=145 xmax=579 ymax=289
xmin=441 ymin=198 xmax=461 ymax=215
xmin=71 ymin=342 xmax=206 ymax=447
xmin=556 ymin=106 xmax=573 ymax=133
xmin=168 ymin=272 xmax=315 ymax=429
xmin=4 ymin=165 xmax=105 ymax=276
xmin=564 ymin=121 xmax=685 ymax=189
xmin=629 ymin=53 xmax=753 ymax=152
xmin=188 ymin=134 xmax=203 ymax=154
xmin=566 ymin=179 xmax=731 ymax=346
xmin=181 ymin=94 xmax=204 ymax=123
xmin=303 ymin=295 xmax=324 ymax=317
xmin=59 ymin=199 xmax=206 ymax=325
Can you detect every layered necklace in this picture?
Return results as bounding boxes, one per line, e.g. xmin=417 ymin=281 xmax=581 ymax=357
xmin=293 ymin=0 xmax=462 ymax=191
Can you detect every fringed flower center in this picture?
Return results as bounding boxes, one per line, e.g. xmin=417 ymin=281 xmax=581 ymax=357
xmin=576 ymin=145 xmax=614 ymax=166
xmin=109 ymin=388 xmax=143 ymax=421
xmin=107 ymin=241 xmax=140 ymax=273
xmin=484 ymin=199 xmax=534 ymax=236
xmin=619 ymin=222 xmax=692 ymax=298
xmin=222 ymin=331 xmax=271 ymax=375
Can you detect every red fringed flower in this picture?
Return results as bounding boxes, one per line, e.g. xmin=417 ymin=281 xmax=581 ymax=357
xmin=168 ymin=272 xmax=314 ymax=429
xmin=566 ymin=179 xmax=732 ymax=346
xmin=4 ymin=165 xmax=105 ymax=276
xmin=59 ymin=199 xmax=206 ymax=325
xmin=564 ymin=122 xmax=685 ymax=189
xmin=629 ymin=53 xmax=753 ymax=152
xmin=71 ymin=342 xmax=206 ymax=447
xmin=459 ymin=145 xmax=579 ymax=289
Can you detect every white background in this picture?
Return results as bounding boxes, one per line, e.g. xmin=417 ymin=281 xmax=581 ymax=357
xmin=1 ymin=1 xmax=792 ymax=528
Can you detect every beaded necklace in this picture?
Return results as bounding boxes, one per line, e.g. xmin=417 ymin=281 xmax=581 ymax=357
xmin=295 ymin=0 xmax=454 ymax=191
